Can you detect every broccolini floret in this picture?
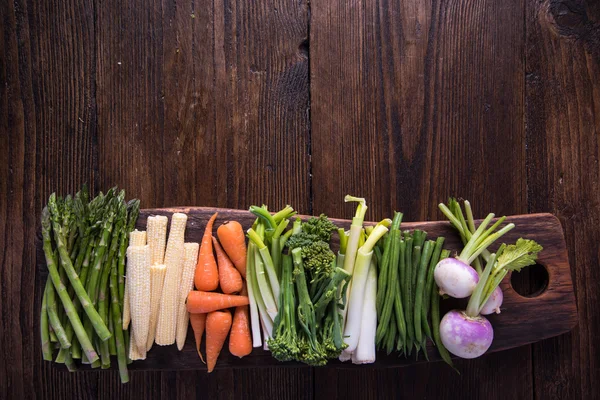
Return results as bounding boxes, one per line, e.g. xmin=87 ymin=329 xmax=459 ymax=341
xmin=266 ymin=212 xmax=349 ymax=365
xmin=302 ymin=214 xmax=338 ymax=242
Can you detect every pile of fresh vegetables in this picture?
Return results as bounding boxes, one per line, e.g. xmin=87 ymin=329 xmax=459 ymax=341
xmin=434 ymin=199 xmax=543 ymax=359
xmin=40 ymin=186 xmax=139 ymax=383
xmin=127 ymin=211 xmax=252 ymax=373
xmin=244 ymin=205 xmax=353 ymax=365
xmin=372 ymin=212 xmax=452 ymax=363
xmin=185 ymin=212 xmax=253 ymax=372
xmin=40 ymin=188 xmax=544 ymax=380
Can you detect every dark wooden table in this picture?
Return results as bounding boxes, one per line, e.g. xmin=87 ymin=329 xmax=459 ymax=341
xmin=1 ymin=0 xmax=599 ymax=398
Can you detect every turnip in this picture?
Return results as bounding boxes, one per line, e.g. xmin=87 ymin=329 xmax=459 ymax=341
xmin=480 ymin=286 xmax=503 ymax=315
xmin=434 ymin=209 xmax=515 ymax=299
xmin=438 ymin=251 xmax=498 ymax=358
xmin=440 ymin=310 xmax=494 ymax=359
xmin=439 ymin=238 xmax=543 ymax=359
xmin=434 ymin=258 xmax=480 ymax=298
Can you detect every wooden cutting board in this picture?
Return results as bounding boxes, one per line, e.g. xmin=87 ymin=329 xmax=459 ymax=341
xmin=37 ymin=207 xmax=577 ymax=370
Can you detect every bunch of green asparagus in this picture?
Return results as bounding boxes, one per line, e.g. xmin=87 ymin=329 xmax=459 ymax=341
xmin=40 ymin=185 xmax=139 ymax=383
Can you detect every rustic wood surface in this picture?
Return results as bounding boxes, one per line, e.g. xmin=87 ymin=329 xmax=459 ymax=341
xmin=35 ymin=209 xmax=577 ymax=370
xmin=1 ymin=0 xmax=598 ymax=397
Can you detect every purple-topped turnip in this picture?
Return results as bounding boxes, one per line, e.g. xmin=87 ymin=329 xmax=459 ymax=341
xmin=439 ymin=238 xmax=543 ymax=359
xmin=440 ymin=310 xmax=494 ymax=358
xmin=480 ymin=286 xmax=503 ymax=315
xmin=434 ymin=210 xmax=515 ymax=299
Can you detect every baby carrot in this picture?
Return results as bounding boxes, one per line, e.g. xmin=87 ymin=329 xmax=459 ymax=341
xmin=206 ymin=310 xmax=232 ymax=373
xmin=229 ymin=286 xmax=252 ymax=358
xmin=189 ymin=313 xmax=207 ymax=362
xmin=186 ymin=291 xmax=249 ymax=313
xmin=213 ymin=236 xmax=243 ymax=294
xmin=195 ymin=213 xmax=219 ymax=291
xmin=217 ymin=221 xmax=247 ymax=278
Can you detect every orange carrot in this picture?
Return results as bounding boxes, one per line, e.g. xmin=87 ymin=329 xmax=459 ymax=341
xmin=216 ymin=221 xmax=247 ymax=278
xmin=205 ymin=310 xmax=232 ymax=373
xmin=229 ymin=285 xmax=252 ymax=358
xmin=189 ymin=313 xmax=207 ymax=362
xmin=212 ymin=236 xmax=243 ymax=294
xmin=186 ymin=290 xmax=249 ymax=313
xmin=195 ymin=212 xmax=219 ymax=291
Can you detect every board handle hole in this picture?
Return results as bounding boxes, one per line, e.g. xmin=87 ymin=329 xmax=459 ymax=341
xmin=510 ymin=264 xmax=549 ymax=298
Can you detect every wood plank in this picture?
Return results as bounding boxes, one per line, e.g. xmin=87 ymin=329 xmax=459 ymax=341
xmin=37 ymin=208 xmax=576 ymax=370
xmin=525 ymin=0 xmax=600 ymax=398
xmin=0 ymin=0 xmax=36 ymax=397
xmin=309 ymin=0 xmax=531 ymax=396
xmin=91 ymin=0 xmax=312 ymax=395
xmin=1 ymin=0 xmax=100 ymax=396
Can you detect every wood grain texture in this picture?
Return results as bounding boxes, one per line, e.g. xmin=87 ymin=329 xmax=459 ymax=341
xmin=36 ymin=208 xmax=576 ymax=370
xmin=525 ymin=1 xmax=600 ymax=398
xmin=2 ymin=0 xmax=312 ymax=397
xmin=2 ymin=0 xmax=598 ymax=396
xmin=309 ymin=0 xmax=533 ymax=398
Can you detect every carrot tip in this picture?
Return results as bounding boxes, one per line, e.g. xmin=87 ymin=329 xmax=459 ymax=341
xmin=196 ymin=346 xmax=206 ymax=363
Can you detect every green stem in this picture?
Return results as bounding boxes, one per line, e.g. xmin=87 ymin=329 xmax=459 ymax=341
xmin=438 ymin=203 xmax=465 ymax=234
xmin=473 ymin=216 xmax=506 ymax=247
xmin=42 ymin=206 xmax=99 ymax=363
xmin=466 ymin=253 xmax=497 ymax=317
xmin=376 ymin=212 xmax=403 ymax=315
xmin=375 ymin=229 xmax=400 ymax=344
xmin=46 ymin=276 xmax=71 ymax=349
xmin=109 ymin=261 xmax=129 ymax=383
xmin=411 ymin=246 xmax=421 ymax=288
xmin=431 ymin=281 xmax=456 ymax=371
xmin=248 ymin=227 xmax=281 ymax=302
xmin=63 ymin=351 xmax=77 ymax=372
xmin=414 ymin=241 xmax=434 ymax=345
xmin=458 ymin=213 xmax=494 ymax=262
xmin=98 ymin=257 xmax=113 ymax=367
xmin=280 ymin=228 xmax=294 ymax=249
xmin=385 ymin=312 xmax=397 ymax=354
xmin=338 ymin=228 xmax=348 ymax=254
xmin=40 ymin=280 xmax=53 ymax=361
xmin=393 ymin=240 xmax=407 ymax=347
xmin=49 ymin=324 xmax=57 ymax=343
xmin=272 ymin=205 xmax=296 ymax=223
xmin=313 ymin=268 xmax=350 ymax=321
xmin=291 ymin=248 xmax=318 ymax=345
xmin=340 ymin=196 xmax=368 ymax=325
xmin=271 ymin=219 xmax=289 ymax=279
xmin=422 ymin=237 xmax=445 ymax=322
xmin=249 ymin=206 xmax=277 ymax=230
xmin=253 ymin=248 xmax=277 ymax=322
xmin=466 ymin=223 xmax=515 ymax=265
xmin=56 ymin=239 xmax=94 ymax=362
xmin=403 ymin=237 xmax=414 ymax=345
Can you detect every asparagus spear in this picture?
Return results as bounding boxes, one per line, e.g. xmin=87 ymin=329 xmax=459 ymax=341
xmin=98 ymin=257 xmax=114 ymax=368
xmin=110 ymin=259 xmax=129 ymax=383
xmin=40 ymin=280 xmax=53 ymax=361
xmin=56 ymin=238 xmax=96 ymax=362
xmin=108 ymin=314 xmax=117 ymax=355
xmin=42 ymin=207 xmax=99 ymax=363
xmin=47 ymin=194 xmax=111 ymax=341
xmin=49 ymin=325 xmax=57 ymax=343
xmin=45 ymin=276 xmax=71 ymax=349
xmin=84 ymin=195 xmax=118 ymax=303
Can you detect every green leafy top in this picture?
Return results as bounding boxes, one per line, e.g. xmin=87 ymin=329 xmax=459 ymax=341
xmin=496 ymin=238 xmax=543 ymax=272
